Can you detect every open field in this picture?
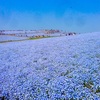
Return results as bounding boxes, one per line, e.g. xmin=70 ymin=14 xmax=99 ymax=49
xmin=0 ymin=32 xmax=100 ymax=99
xmin=0 ymin=35 xmax=28 ymax=43
xmin=0 ymin=35 xmax=58 ymax=43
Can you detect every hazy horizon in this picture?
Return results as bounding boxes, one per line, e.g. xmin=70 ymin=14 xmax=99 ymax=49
xmin=0 ymin=0 xmax=100 ymax=33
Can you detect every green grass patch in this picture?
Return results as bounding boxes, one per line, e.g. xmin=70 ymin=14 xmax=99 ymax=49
xmin=96 ymin=86 xmax=100 ymax=93
xmin=29 ymin=36 xmax=57 ymax=40
xmin=83 ymin=78 xmax=94 ymax=89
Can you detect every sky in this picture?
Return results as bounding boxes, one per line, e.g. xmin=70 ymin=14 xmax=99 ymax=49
xmin=0 ymin=0 xmax=100 ymax=33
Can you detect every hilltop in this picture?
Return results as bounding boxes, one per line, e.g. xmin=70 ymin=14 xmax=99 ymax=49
xmin=0 ymin=32 xmax=100 ymax=99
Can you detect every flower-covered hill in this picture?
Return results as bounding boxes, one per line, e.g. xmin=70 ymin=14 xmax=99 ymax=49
xmin=0 ymin=32 xmax=100 ymax=100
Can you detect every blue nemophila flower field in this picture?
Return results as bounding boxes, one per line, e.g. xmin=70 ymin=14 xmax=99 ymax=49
xmin=0 ymin=32 xmax=100 ymax=100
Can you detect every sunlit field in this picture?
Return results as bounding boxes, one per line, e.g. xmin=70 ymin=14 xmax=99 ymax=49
xmin=0 ymin=32 xmax=100 ymax=99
